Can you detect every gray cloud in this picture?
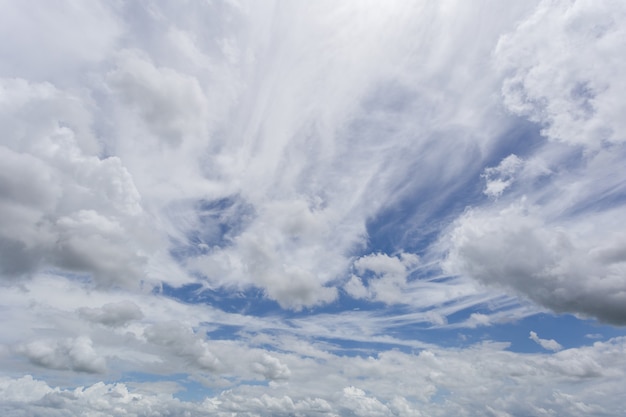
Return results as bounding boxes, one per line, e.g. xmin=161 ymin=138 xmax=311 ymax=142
xmin=16 ymin=337 xmax=105 ymax=374
xmin=78 ymin=301 xmax=143 ymax=327
xmin=1 ymin=1 xmax=626 ymax=416
xmin=3 ymin=337 xmax=626 ymax=416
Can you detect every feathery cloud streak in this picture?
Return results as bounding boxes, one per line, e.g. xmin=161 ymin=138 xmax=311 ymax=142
xmin=1 ymin=0 xmax=626 ymax=415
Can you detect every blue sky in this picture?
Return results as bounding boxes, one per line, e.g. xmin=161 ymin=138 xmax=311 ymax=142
xmin=1 ymin=1 xmax=626 ymax=416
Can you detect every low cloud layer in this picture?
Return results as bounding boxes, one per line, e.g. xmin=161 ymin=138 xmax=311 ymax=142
xmin=2 ymin=336 xmax=626 ymax=416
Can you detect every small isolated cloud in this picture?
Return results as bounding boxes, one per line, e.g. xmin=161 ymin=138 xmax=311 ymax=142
xmin=529 ymin=331 xmax=563 ymax=352
xmin=466 ymin=313 xmax=491 ymax=328
xmin=482 ymin=154 xmax=524 ymax=198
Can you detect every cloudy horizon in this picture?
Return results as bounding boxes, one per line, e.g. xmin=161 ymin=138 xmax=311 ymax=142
xmin=1 ymin=1 xmax=626 ymax=416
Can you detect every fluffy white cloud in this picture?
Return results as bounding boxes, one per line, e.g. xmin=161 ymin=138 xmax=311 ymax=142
xmin=451 ymin=0 xmax=626 ymax=326
xmin=482 ymin=154 xmax=525 ymax=198
xmin=16 ymin=337 xmax=106 ymax=374
xmin=495 ymin=0 xmax=626 ymax=147
xmin=1 ymin=1 xmax=626 ymax=416
xmin=0 ymin=77 xmax=157 ymax=287
xmin=530 ymin=331 xmax=563 ymax=352
xmin=345 ymin=252 xmax=420 ymax=304
xmin=2 ymin=337 xmax=626 ymax=417
xmin=443 ymin=200 xmax=626 ymax=324
xmin=107 ymin=49 xmax=210 ymax=147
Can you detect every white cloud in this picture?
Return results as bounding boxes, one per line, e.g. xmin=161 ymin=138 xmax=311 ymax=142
xmin=466 ymin=313 xmax=492 ymax=328
xmin=482 ymin=154 xmax=524 ymax=198
xmin=1 ymin=1 xmax=626 ymax=416
xmin=341 ymin=386 xmax=392 ymax=417
xmin=495 ymin=0 xmax=626 ymax=147
xmin=345 ymin=252 xmax=420 ymax=304
xmin=107 ymin=49 xmax=210 ymax=147
xmin=530 ymin=331 xmax=563 ymax=352
xmin=443 ymin=199 xmax=626 ymax=324
xmin=16 ymin=337 xmax=106 ymax=374
xmin=2 ymin=337 xmax=626 ymax=416
xmin=0 ymin=0 xmax=121 ymax=82
xmin=143 ymin=321 xmax=221 ymax=372
xmin=251 ymin=353 xmax=291 ymax=381
xmin=0 ymin=77 xmax=159 ymax=288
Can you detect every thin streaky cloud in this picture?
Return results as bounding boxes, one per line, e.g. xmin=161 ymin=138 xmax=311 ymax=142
xmin=1 ymin=0 xmax=626 ymax=416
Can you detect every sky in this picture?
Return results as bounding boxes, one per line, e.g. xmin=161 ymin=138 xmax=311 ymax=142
xmin=1 ymin=0 xmax=626 ymax=416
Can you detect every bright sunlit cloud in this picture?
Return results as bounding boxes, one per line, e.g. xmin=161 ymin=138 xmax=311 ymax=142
xmin=1 ymin=0 xmax=626 ymax=416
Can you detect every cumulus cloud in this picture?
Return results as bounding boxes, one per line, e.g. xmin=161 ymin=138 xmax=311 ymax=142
xmin=0 ymin=77 xmax=155 ymax=287
xmin=251 ymin=353 xmax=291 ymax=381
xmin=188 ymin=198 xmax=344 ymax=310
xmin=482 ymin=154 xmax=524 ymax=198
xmin=16 ymin=337 xmax=106 ymax=374
xmin=443 ymin=200 xmax=626 ymax=324
xmin=1 ymin=1 xmax=626 ymax=416
xmin=495 ymin=0 xmax=626 ymax=147
xmin=345 ymin=252 xmax=420 ymax=304
xmin=530 ymin=331 xmax=563 ymax=352
xmin=143 ymin=322 xmax=221 ymax=372
xmin=107 ymin=49 xmax=209 ymax=147
xmin=3 ymin=337 xmax=626 ymax=417
xmin=447 ymin=0 xmax=626 ymax=326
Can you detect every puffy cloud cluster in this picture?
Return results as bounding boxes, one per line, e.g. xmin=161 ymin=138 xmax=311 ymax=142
xmin=444 ymin=200 xmax=626 ymax=324
xmin=482 ymin=154 xmax=525 ymax=198
xmin=443 ymin=0 xmax=626 ymax=324
xmin=2 ymin=336 xmax=626 ymax=417
xmin=1 ymin=0 xmax=626 ymax=416
xmin=345 ymin=252 xmax=420 ymax=304
xmin=496 ymin=0 xmax=626 ymax=147
xmin=16 ymin=337 xmax=105 ymax=374
xmin=189 ymin=198 xmax=346 ymax=310
xmin=0 ymin=78 xmax=153 ymax=287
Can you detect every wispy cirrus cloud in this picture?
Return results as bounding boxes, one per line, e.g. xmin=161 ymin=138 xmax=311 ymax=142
xmin=1 ymin=0 xmax=626 ymax=415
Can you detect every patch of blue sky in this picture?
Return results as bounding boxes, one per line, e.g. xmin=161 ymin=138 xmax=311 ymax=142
xmin=316 ymin=291 xmax=390 ymax=314
xmin=169 ymin=195 xmax=254 ymax=263
xmin=160 ymin=279 xmax=397 ymax=319
xmin=364 ymin=123 xmax=545 ymax=257
xmin=313 ymin=337 xmax=418 ymax=358
xmin=451 ymin=313 xmax=626 ymax=353
xmin=429 ymin=387 xmax=452 ymax=404
xmin=206 ymin=324 xmax=244 ymax=341
xmin=160 ymin=283 xmax=286 ymax=316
